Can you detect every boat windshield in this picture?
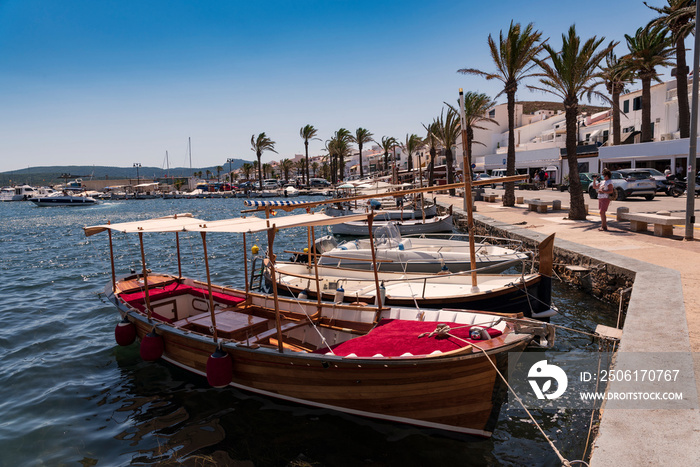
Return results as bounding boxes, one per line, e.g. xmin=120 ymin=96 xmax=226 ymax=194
xmin=375 ymin=222 xmax=401 ymax=248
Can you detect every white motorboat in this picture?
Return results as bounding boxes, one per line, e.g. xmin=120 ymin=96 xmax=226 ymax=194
xmin=30 ymin=194 xmax=99 ymax=206
xmin=325 ymin=203 xmax=437 ymax=220
xmin=284 ymin=186 xmax=300 ymax=197
xmin=269 ymin=231 xmax=556 ymax=320
xmin=331 ymin=214 xmax=454 ymax=236
xmin=0 ymin=185 xmax=40 ymax=201
xmin=315 ymin=226 xmax=530 ymax=273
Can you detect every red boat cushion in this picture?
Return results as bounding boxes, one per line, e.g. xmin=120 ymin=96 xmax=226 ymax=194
xmin=119 ymin=282 xmax=246 ymax=322
xmin=319 ymin=319 xmax=502 ymax=357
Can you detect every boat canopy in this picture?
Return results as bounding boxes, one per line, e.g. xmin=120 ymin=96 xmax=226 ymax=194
xmin=84 ymin=212 xmax=370 ymax=237
xmin=243 ymin=200 xmax=307 ymax=207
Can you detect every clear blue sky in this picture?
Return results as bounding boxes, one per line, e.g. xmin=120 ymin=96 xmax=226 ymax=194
xmin=0 ymin=0 xmax=664 ymax=172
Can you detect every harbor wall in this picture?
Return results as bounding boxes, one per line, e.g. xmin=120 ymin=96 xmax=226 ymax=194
xmin=437 ymin=201 xmax=699 ymax=466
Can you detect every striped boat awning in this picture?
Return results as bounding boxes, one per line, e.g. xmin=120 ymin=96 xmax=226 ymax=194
xmin=243 ymin=200 xmax=308 ymax=207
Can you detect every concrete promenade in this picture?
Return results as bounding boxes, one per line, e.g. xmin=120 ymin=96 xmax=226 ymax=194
xmin=434 ymin=192 xmax=700 ymax=465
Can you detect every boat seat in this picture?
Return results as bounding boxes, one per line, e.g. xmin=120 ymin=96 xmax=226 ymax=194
xmin=120 ymin=283 xmax=246 ymax=309
xmin=385 ymin=308 xmax=423 ymax=321
xmin=315 ymin=319 xmax=502 ymax=357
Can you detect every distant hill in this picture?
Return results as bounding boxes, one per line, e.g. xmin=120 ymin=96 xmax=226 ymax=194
xmin=518 ymin=100 xmax=608 ymax=116
xmin=0 ymin=160 xmax=250 ymax=185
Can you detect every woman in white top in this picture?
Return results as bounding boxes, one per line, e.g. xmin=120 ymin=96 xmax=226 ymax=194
xmin=593 ymin=168 xmax=614 ymax=231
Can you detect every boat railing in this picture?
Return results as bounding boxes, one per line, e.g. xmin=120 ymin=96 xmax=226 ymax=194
xmin=403 ymin=233 xmax=527 ymax=253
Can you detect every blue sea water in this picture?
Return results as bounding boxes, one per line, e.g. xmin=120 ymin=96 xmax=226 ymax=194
xmin=0 ymin=198 xmax=617 ymax=466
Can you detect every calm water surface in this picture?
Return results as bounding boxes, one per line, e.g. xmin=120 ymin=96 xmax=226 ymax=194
xmin=0 ymin=198 xmax=617 ymax=466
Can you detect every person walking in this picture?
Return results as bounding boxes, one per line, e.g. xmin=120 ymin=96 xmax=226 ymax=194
xmin=592 ymin=168 xmax=613 ymax=231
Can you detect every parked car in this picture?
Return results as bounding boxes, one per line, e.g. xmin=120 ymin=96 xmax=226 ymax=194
xmin=474 ymin=173 xmax=496 ymax=188
xmin=579 ymin=172 xmax=600 ymax=192
xmin=588 ymin=169 xmax=657 ymax=201
xmin=309 ymin=178 xmax=331 ymax=187
xmin=638 ymin=168 xmax=672 ymax=192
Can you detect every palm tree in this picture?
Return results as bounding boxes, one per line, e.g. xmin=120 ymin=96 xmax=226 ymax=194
xmin=400 ymin=134 xmax=423 ymax=174
xmin=300 ymin=125 xmax=320 ymax=185
xmin=251 ymin=133 xmax=277 ymax=190
xmin=241 ymin=162 xmax=253 ymax=180
xmin=645 ymin=0 xmax=696 ymax=138
xmin=599 ymin=44 xmax=636 ymax=145
xmin=624 ymin=26 xmax=674 ymax=142
xmin=295 ymin=159 xmax=306 ymax=180
xmin=432 ymin=107 xmax=461 ymax=196
xmin=262 ymin=163 xmax=272 ymax=179
xmin=326 ymin=129 xmax=352 ymax=183
xmin=531 ymin=24 xmax=614 ymax=220
xmin=216 ymin=166 xmax=223 ymax=182
xmin=350 ymin=128 xmax=374 ymax=178
xmin=374 ymin=136 xmax=397 ymax=175
xmin=458 ymin=21 xmax=544 ymax=206
xmin=451 ymin=92 xmax=497 ymax=182
xmin=205 ymin=169 xmax=212 ymax=180
xmin=280 ymin=158 xmax=293 ymax=181
xmin=311 ymin=161 xmax=319 ymax=178
xmin=421 ymin=121 xmax=440 ymax=186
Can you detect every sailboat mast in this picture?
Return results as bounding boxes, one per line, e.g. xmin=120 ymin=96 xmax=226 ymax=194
xmin=188 ymin=137 xmax=192 ymax=174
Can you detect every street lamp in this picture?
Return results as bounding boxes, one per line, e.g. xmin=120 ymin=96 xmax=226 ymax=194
xmin=133 ymin=163 xmax=141 ymax=185
xmin=227 ymin=158 xmax=234 ymax=185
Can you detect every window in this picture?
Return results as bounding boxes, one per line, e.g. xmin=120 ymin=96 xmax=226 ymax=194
xmin=489 ymin=109 xmax=496 ymax=118
xmin=623 ymin=100 xmax=629 ymax=113
xmin=633 ymin=96 xmax=642 ymax=111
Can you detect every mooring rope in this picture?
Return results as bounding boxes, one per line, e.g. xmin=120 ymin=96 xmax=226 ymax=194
xmin=277 ymin=272 xmax=335 ymax=355
xmin=433 ymin=326 xmax=573 ymax=467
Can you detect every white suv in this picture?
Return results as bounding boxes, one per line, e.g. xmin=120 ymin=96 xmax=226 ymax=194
xmin=588 ymin=169 xmax=656 ymax=201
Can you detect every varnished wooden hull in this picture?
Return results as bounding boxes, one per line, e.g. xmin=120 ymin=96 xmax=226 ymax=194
xmin=112 ymin=287 xmax=533 ymax=437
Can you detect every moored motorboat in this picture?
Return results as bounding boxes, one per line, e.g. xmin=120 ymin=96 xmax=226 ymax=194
xmin=269 ymin=232 xmax=555 ymax=320
xmin=314 ymin=226 xmax=530 ymax=274
xmin=85 ymin=212 xmax=554 ymax=437
xmin=325 ymin=203 xmax=438 ymax=220
xmin=331 ymin=213 xmax=454 ymax=236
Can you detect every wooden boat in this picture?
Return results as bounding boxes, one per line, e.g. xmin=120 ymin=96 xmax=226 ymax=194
xmin=85 ymin=212 xmax=554 ymax=437
xmin=315 ymin=230 xmax=530 ymax=274
xmin=331 ymin=214 xmax=454 ymax=236
xmin=269 ymin=231 xmax=555 ymax=320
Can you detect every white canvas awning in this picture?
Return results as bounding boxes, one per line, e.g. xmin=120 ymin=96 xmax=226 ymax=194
xmin=84 ymin=213 xmax=204 ymax=236
xmin=85 ymin=212 xmax=371 ymax=237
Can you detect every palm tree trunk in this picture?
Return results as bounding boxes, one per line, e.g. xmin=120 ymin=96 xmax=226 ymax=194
xmin=565 ymin=99 xmax=586 ymax=220
xmin=257 ymin=153 xmax=263 ymax=190
xmin=612 ymin=88 xmax=621 ymax=146
xmin=466 ymin=126 xmax=474 ymax=182
xmin=359 ymin=143 xmax=364 ymax=178
xmin=503 ymin=88 xmax=516 ymax=206
xmin=676 ymin=35 xmax=690 ymax=139
xmin=304 ymin=141 xmax=309 ymax=186
xmin=446 ymin=149 xmax=455 ymax=196
xmin=428 ymin=150 xmax=436 ymax=187
xmin=641 ymin=75 xmax=653 ymax=142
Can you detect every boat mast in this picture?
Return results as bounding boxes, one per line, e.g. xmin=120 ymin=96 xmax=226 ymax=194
xmin=200 ymin=231 xmax=220 ymax=342
xmin=266 ymin=226 xmax=285 ymax=353
xmin=138 ymin=232 xmax=153 ymax=319
xmin=458 ymin=89 xmax=479 ymax=291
